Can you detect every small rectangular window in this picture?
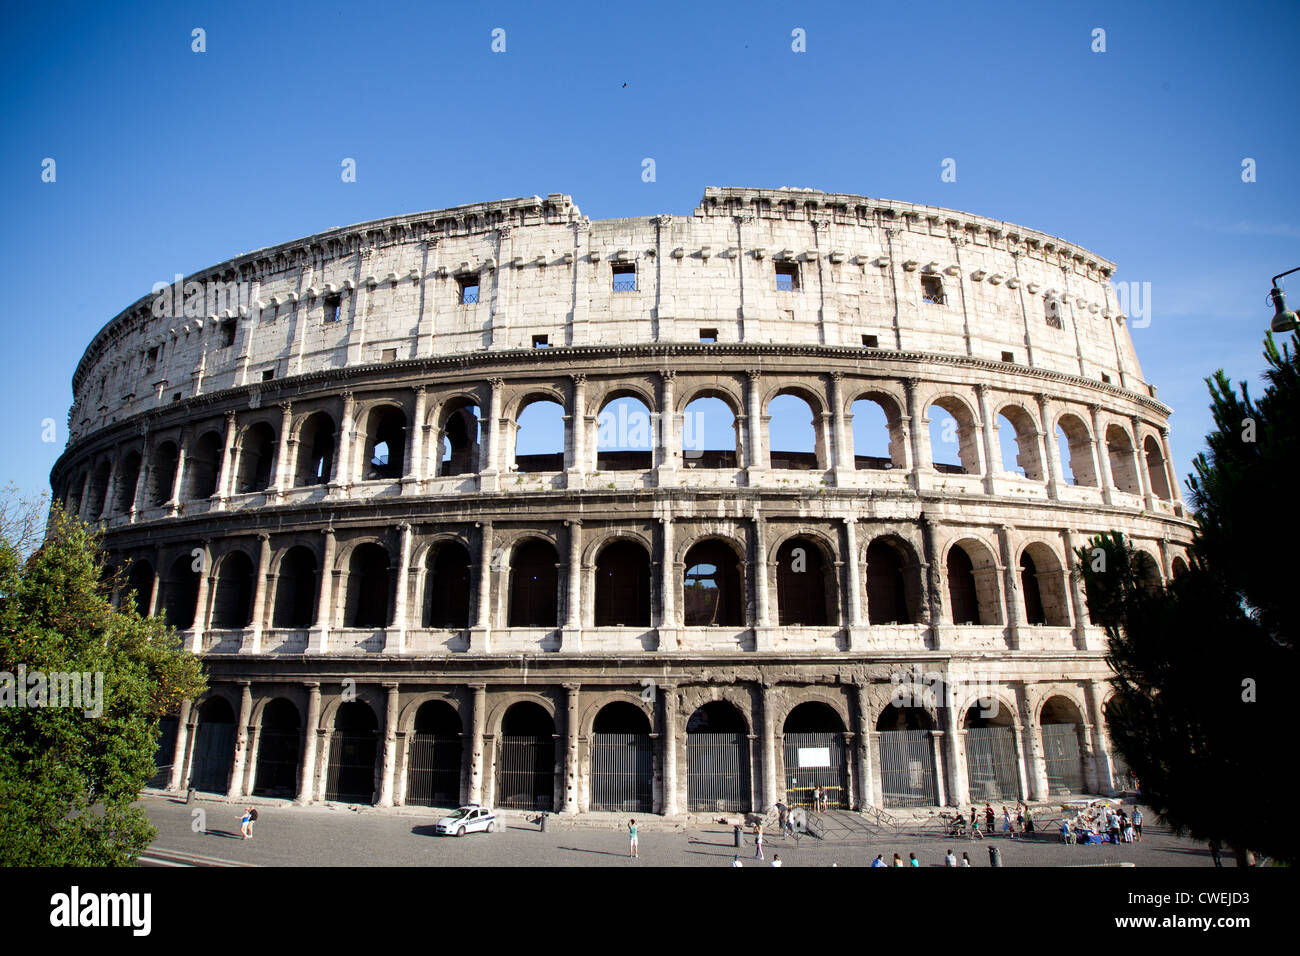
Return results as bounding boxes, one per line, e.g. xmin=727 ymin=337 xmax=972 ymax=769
xmin=699 ymin=328 xmax=718 ymax=343
xmin=1001 ymin=350 xmax=1014 ymax=363
xmin=324 ymin=294 xmax=342 ymax=323
xmin=381 ymin=348 xmax=398 ymax=362
xmin=861 ymin=334 xmax=879 ymax=348
xmin=145 ymin=347 xmax=158 ymax=370
xmin=532 ymin=334 xmax=549 ymax=348
xmin=261 ymin=369 xmax=275 ymax=381
xmin=921 ymin=274 xmax=946 ymax=305
xmin=220 ymin=320 xmax=237 ymax=348
xmin=1101 ymin=373 xmax=1112 ymax=384
xmin=458 ymin=276 xmax=480 ymax=305
xmin=172 ymin=392 xmax=182 ymax=402
xmin=775 ymin=261 xmax=799 ymax=291
xmin=612 ymin=263 xmax=637 ymax=292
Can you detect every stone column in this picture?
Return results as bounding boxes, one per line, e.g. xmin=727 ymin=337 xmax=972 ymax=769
xmin=997 ymin=524 xmax=1022 ymax=647
xmin=1160 ymin=427 xmax=1181 ymax=507
xmin=188 ymin=540 xmax=212 ymax=654
xmin=562 ymin=683 xmax=580 ymax=813
xmin=975 ymin=383 xmax=999 ymax=495
xmin=563 ymin=520 xmax=582 ymax=652
xmin=378 ymin=683 xmax=400 ymax=807
xmin=1019 ymin=689 xmax=1049 ymax=801
xmin=271 ymin=401 xmax=294 ymax=496
xmin=405 ymin=386 xmax=427 ymax=486
xmin=930 ymin=730 xmax=948 ymax=807
xmin=333 ymin=392 xmax=355 ymax=491
xmin=471 ymin=522 xmax=493 ymax=652
xmin=1011 ymin=722 xmax=1030 ymax=802
xmin=830 ymin=371 xmax=853 ymax=475
xmin=1037 ymin=393 xmax=1063 ymax=498
xmin=752 ymin=512 xmax=772 ymax=650
xmin=246 ymin=533 xmax=271 ymax=653
xmin=1061 ymin=528 xmax=1091 ymax=647
xmin=843 ymin=517 xmax=863 ymax=645
xmin=566 ymin=374 xmax=587 ymax=489
xmin=479 ymin=378 xmax=503 ymax=491
xmin=745 ymin=369 xmax=765 ymax=475
xmin=657 ymin=516 xmax=677 ymax=650
xmin=468 ymin=684 xmax=486 ymax=805
xmin=309 ymin=529 xmax=336 ymax=654
xmin=216 ymin=411 xmax=238 ymax=505
xmin=296 ymin=683 xmax=321 ymax=804
xmin=1085 ymin=681 xmax=1116 ymax=794
xmin=165 ymin=431 xmax=187 ymax=516
xmin=661 ymin=682 xmax=679 ymax=815
xmin=760 ymin=683 xmax=779 ymax=811
xmin=656 ymin=369 xmax=677 ymax=483
xmin=853 ymin=682 xmax=875 ymax=809
xmin=388 ymin=522 xmax=412 ymax=653
xmin=166 ymin=698 xmax=193 ymax=790
xmin=943 ymin=717 xmax=970 ymax=808
xmin=1089 ymin=404 xmax=1115 ymax=505
xmin=903 ymin=377 xmax=928 ymax=492
xmin=1131 ymin=414 xmax=1155 ymax=509
xmin=227 ymin=682 xmax=253 ymax=798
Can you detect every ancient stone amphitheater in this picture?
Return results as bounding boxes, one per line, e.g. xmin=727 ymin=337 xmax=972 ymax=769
xmin=53 ymin=186 xmax=1193 ymax=817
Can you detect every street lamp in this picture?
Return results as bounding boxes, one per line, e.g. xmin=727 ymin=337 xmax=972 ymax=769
xmin=1270 ymin=267 xmax=1300 ymax=334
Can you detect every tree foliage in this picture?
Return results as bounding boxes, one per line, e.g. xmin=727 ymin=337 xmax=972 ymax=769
xmin=0 ymin=503 xmax=206 ymax=865
xmin=1076 ymin=332 xmax=1298 ymax=864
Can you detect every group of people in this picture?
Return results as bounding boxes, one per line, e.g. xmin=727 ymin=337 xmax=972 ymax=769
xmin=1059 ymin=804 xmax=1142 ymax=845
xmin=869 ymin=851 xmax=973 ymax=867
xmin=239 ymin=805 xmax=259 ymax=839
xmin=950 ymin=803 xmax=1035 ymax=839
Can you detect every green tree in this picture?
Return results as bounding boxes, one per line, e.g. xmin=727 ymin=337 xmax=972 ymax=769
xmin=1077 ymin=333 xmax=1299 ymax=865
xmin=0 ymin=502 xmax=206 ymax=865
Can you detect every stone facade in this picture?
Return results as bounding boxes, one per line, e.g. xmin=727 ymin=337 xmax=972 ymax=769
xmin=51 ymin=187 xmax=1192 ymax=815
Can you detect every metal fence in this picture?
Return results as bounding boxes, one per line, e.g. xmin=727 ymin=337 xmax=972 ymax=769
xmin=495 ymin=736 xmax=555 ymax=810
xmin=325 ymin=731 xmax=377 ymax=803
xmin=406 ymin=733 xmax=463 ymax=807
xmin=964 ymin=727 xmax=1020 ymax=803
xmin=1041 ymin=724 xmax=1085 ymax=794
xmin=687 ymin=732 xmax=749 ymax=812
xmin=590 ymin=733 xmax=653 ymax=812
xmin=190 ymin=721 xmax=235 ymax=793
xmin=252 ymin=729 xmax=301 ymax=798
xmin=782 ymin=732 xmax=848 ymax=808
xmin=148 ymin=716 xmax=178 ymax=789
xmin=878 ymin=729 xmax=937 ymax=807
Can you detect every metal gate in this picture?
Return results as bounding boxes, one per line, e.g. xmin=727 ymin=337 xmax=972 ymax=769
xmin=964 ymin=726 xmax=1020 ymax=802
xmin=495 ymin=736 xmax=555 ymax=810
xmin=325 ymin=732 xmax=377 ymax=803
xmin=148 ymin=716 xmax=178 ymax=789
xmin=253 ymin=729 xmax=301 ymax=798
xmin=190 ymin=721 xmax=236 ymax=793
xmin=783 ymin=732 xmax=847 ymax=808
xmin=590 ymin=733 xmax=652 ymax=812
xmin=1041 ymin=724 xmax=1084 ymax=794
xmin=687 ymin=732 xmax=749 ymax=812
xmin=877 ymin=729 xmax=937 ymax=807
xmin=406 ymin=733 xmax=463 ymax=807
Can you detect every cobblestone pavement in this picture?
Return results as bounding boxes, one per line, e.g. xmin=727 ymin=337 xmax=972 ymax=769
xmin=139 ymin=793 xmax=1221 ymax=867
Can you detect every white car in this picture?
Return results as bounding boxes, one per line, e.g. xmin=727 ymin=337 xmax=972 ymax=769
xmin=434 ymin=805 xmax=498 ymax=837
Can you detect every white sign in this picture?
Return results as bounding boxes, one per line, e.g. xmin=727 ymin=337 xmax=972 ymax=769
xmin=798 ymin=747 xmax=831 ymax=768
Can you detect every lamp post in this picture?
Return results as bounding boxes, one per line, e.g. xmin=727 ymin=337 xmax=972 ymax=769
xmin=1270 ymin=267 xmax=1300 ymax=334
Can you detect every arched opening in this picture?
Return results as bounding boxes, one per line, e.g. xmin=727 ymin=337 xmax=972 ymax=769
xmin=928 ymin=398 xmax=979 ymax=475
xmin=946 ymin=545 xmax=981 ymax=625
xmin=271 ymin=546 xmax=318 ymax=629
xmin=1144 ymin=435 xmax=1172 ymax=500
xmin=495 ymin=701 xmax=556 ymax=811
xmin=126 ymin=559 xmax=154 ymax=617
xmin=768 ymin=393 xmax=820 ymax=470
xmin=876 ymin=705 xmax=937 ymax=807
xmin=775 ymin=537 xmax=832 ymax=626
xmin=363 ymin=406 xmax=406 ymax=481
xmin=86 ymin=460 xmax=112 ymax=517
xmin=346 ymin=543 xmax=391 ymax=628
xmin=866 ymin=538 xmax=915 ymax=625
xmin=1020 ymin=552 xmax=1046 ymax=625
xmin=437 ymin=402 xmax=481 ymax=477
xmin=851 ymin=395 xmax=903 ymax=470
xmin=1055 ymin=414 xmax=1097 ymax=486
xmin=782 ymin=701 xmax=847 ymax=809
xmin=190 ymin=696 xmax=236 ymax=794
xmin=686 ymin=701 xmax=750 ymax=812
xmin=963 ymin=702 xmax=1020 ymax=803
xmin=294 ymin=412 xmax=335 ymax=487
xmin=406 ymin=700 xmax=463 ymax=807
xmin=66 ymin=472 xmax=86 ymax=516
xmin=185 ymin=431 xmax=223 ymax=500
xmin=593 ymin=540 xmax=651 ymax=627
xmin=996 ymin=407 xmax=1042 ymax=480
xmin=682 ymin=539 xmax=743 ymax=627
xmin=1039 ymin=696 xmax=1086 ymax=795
xmin=325 ymin=701 xmax=379 ymax=803
xmin=513 ymin=399 xmax=565 ymax=473
xmin=148 ymin=712 xmax=178 ymax=788
xmin=160 ymin=555 xmax=200 ymax=629
xmin=596 ymin=395 xmax=653 ymax=471
xmin=681 ymin=395 xmax=738 ymax=469
xmin=149 ymin=441 xmax=179 ymax=506
xmin=590 ymin=702 xmax=653 ymax=812
xmin=1171 ymin=556 xmax=1189 ymax=579
xmin=236 ymin=422 xmax=276 ymax=494
xmin=507 ymin=539 xmax=559 ymax=627
xmin=115 ymin=452 xmax=142 ymax=513
xmin=1105 ymin=424 xmax=1140 ymax=495
xmin=253 ymin=698 xmax=301 ymax=799
xmin=1133 ymin=550 xmax=1162 ymax=593
xmin=210 ymin=551 xmax=255 ymax=629
xmin=423 ymin=542 xmax=471 ymax=628
xmin=1020 ymin=543 xmax=1070 ymax=626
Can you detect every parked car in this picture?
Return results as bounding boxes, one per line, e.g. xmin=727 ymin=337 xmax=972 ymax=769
xmin=434 ymin=805 xmax=497 ymax=837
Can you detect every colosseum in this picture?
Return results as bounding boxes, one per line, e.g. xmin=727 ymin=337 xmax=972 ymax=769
xmin=52 ymin=186 xmax=1193 ymax=819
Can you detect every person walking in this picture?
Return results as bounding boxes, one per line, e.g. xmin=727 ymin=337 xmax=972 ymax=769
xmin=1024 ymin=805 xmax=1035 ymax=834
xmin=247 ymin=805 xmax=258 ymax=838
xmin=892 ymin=853 xmax=903 ymax=867
xmin=628 ymin=819 xmax=639 ymax=858
xmin=1132 ymin=806 xmax=1143 ymax=843
xmin=1016 ymin=803 xmax=1025 ymax=835
xmin=1002 ymin=806 xmax=1015 ymax=839
xmin=1209 ymin=839 xmax=1222 ymax=867
xmin=984 ymin=804 xmax=995 ymax=836
xmin=945 ymin=849 xmax=956 ymax=867
xmin=754 ymin=822 xmax=765 ymax=861
xmin=240 ymin=806 xmax=252 ymax=839
xmin=908 ymin=852 xmax=919 ymax=868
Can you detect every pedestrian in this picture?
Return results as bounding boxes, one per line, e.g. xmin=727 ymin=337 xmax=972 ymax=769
xmin=1132 ymin=806 xmax=1143 ymax=843
xmin=814 ymin=786 xmax=823 ymax=813
xmin=871 ymin=854 xmax=886 ymax=867
xmin=247 ymin=805 xmax=258 ymax=838
xmin=754 ymin=822 xmax=764 ymax=861
xmin=945 ymin=849 xmax=956 ymax=867
xmin=1002 ymin=805 xmax=1014 ymax=839
xmin=776 ymin=802 xmax=788 ymax=832
xmin=909 ymin=852 xmax=919 ymax=868
xmin=1208 ymin=839 xmax=1222 ymax=867
xmin=1016 ymin=803 xmax=1025 ymax=834
xmin=1108 ymin=810 xmax=1121 ymax=844
xmin=1123 ymin=815 xmax=1134 ymax=845
xmin=771 ymin=854 xmax=783 ymax=868
xmin=960 ymin=852 xmax=971 ymax=867
xmin=892 ymin=853 xmax=903 ymax=867
xmin=240 ymin=806 xmax=251 ymax=839
xmin=628 ymin=819 xmax=638 ymax=858
xmin=731 ymin=855 xmax=743 ymax=867
xmin=984 ymin=804 xmax=995 ymax=835
xmin=1024 ymin=806 xmax=1035 ymax=834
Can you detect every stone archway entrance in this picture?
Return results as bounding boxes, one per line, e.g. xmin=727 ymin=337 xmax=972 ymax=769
xmin=782 ymin=702 xmax=848 ymax=809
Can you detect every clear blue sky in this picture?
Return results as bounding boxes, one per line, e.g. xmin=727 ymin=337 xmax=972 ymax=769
xmin=3 ymin=0 xmax=1296 ymax=504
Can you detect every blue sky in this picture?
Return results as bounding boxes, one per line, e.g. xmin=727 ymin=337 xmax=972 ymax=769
xmin=2 ymin=0 xmax=1296 ymax=503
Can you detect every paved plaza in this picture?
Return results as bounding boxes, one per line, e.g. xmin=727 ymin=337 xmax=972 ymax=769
xmin=138 ymin=793 xmax=1220 ymax=868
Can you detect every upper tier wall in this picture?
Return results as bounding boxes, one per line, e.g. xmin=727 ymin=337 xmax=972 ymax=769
xmin=68 ymin=187 xmax=1145 ymax=442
